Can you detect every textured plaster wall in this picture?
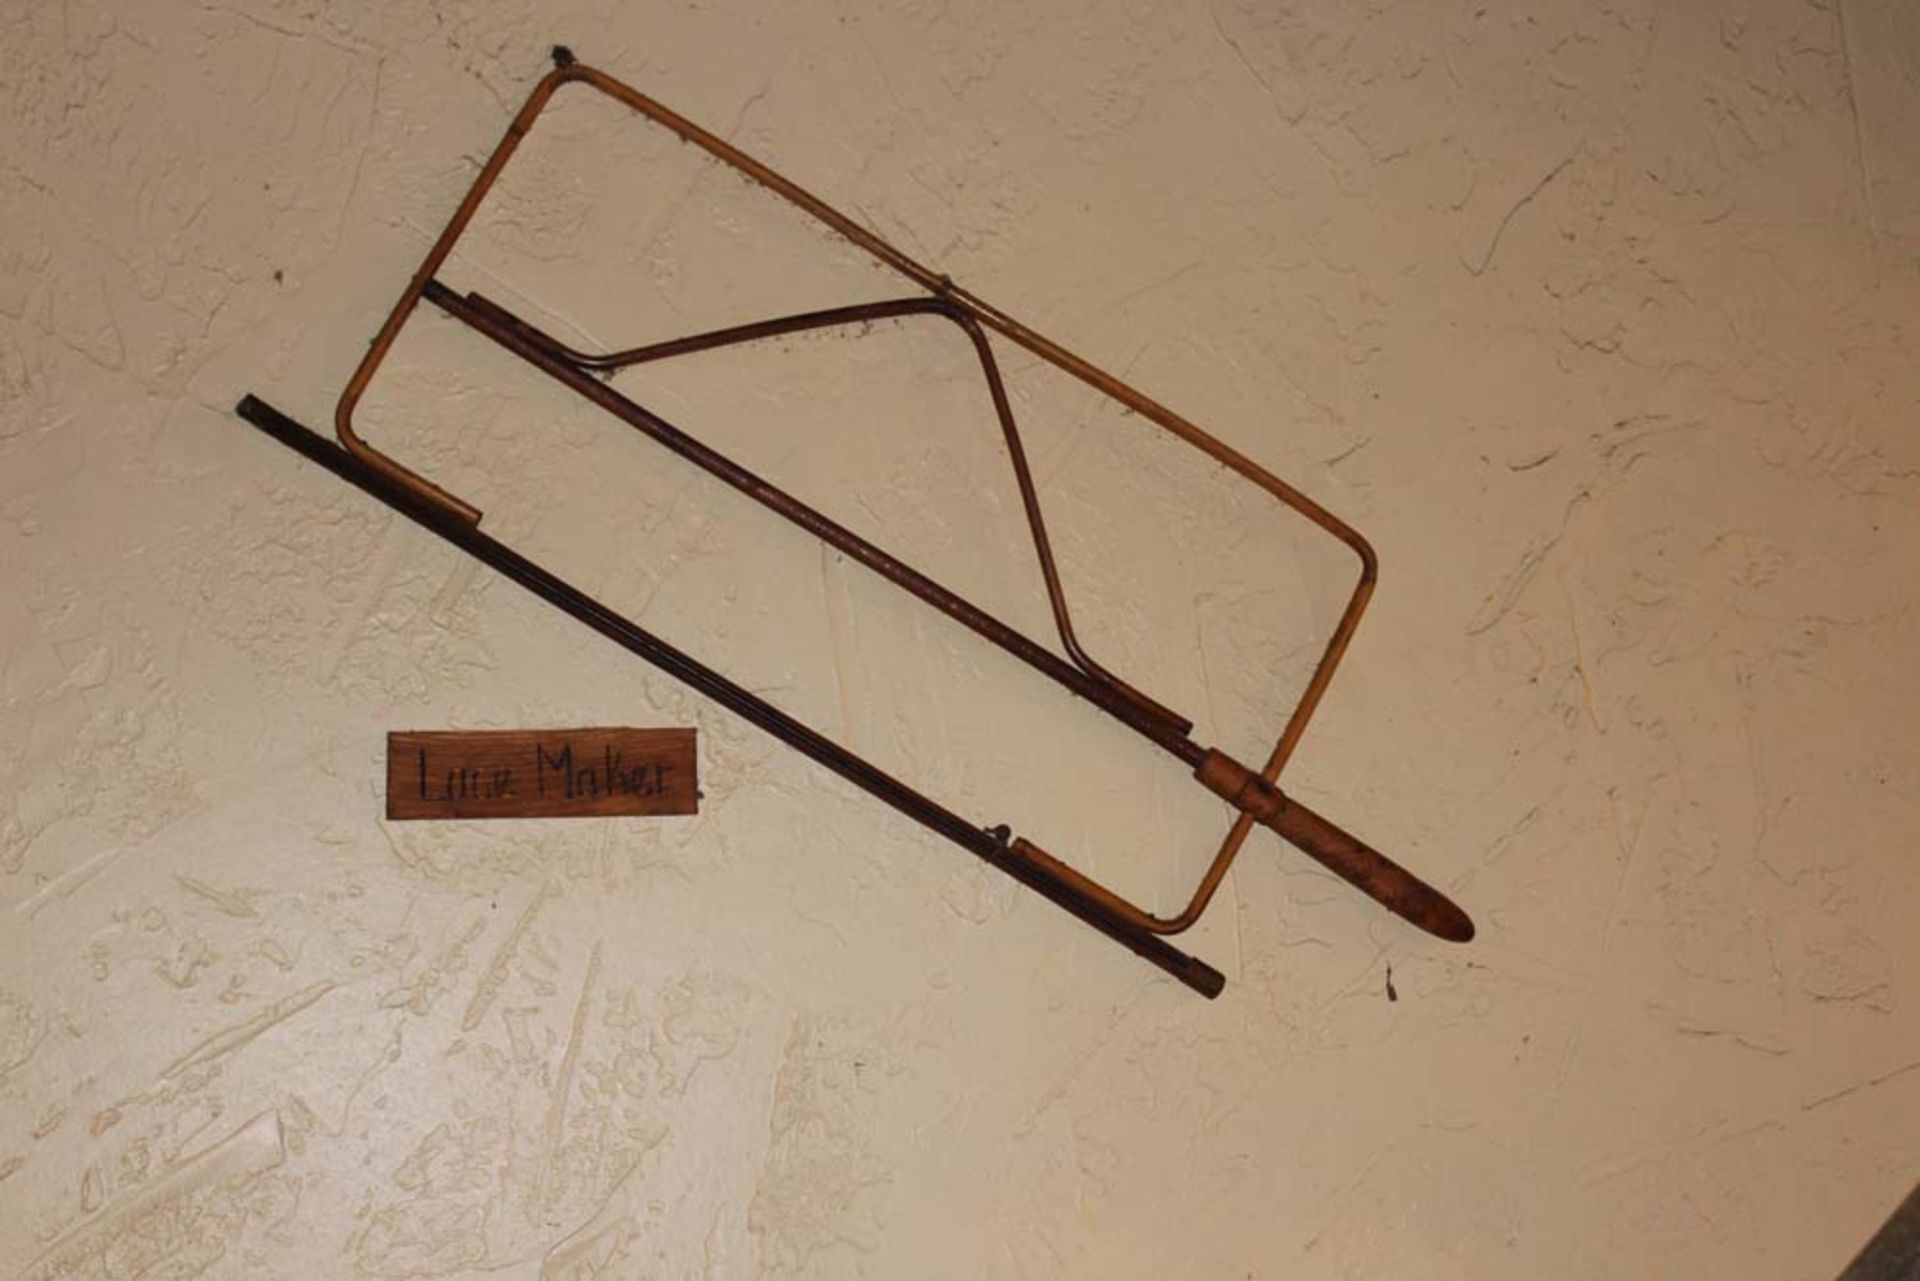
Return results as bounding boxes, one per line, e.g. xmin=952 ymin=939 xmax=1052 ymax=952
xmin=3 ymin=1 xmax=1919 ymax=1277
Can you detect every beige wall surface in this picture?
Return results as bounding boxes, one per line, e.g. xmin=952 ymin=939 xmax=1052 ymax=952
xmin=3 ymin=1 xmax=1918 ymax=1277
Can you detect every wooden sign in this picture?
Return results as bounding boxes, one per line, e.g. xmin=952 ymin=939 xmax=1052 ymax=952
xmin=387 ymin=728 xmax=698 ymax=820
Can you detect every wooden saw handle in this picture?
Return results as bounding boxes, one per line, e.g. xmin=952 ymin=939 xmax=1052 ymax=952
xmin=1195 ymin=751 xmax=1475 ymax=943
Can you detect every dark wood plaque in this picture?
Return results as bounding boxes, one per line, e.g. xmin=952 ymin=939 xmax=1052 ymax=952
xmin=386 ymin=728 xmax=698 ymax=820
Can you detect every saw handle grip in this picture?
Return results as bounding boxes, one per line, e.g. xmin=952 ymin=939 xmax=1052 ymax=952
xmin=1195 ymin=751 xmax=1475 ymax=943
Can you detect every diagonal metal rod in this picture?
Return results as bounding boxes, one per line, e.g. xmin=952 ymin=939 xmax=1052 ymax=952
xmin=454 ymin=287 xmax=1193 ymax=738
xmin=415 ymin=281 xmax=1472 ymax=947
xmin=423 ymin=279 xmax=1204 ymax=761
xmin=235 ymin=393 xmax=1227 ymax=998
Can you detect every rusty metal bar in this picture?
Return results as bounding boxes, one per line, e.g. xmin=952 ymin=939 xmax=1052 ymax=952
xmin=235 ymin=393 xmax=1228 ymax=997
xmin=425 ymin=279 xmax=1469 ymax=945
xmin=424 ymin=281 xmax=1201 ymax=758
xmin=449 ymin=286 xmax=1195 ymax=740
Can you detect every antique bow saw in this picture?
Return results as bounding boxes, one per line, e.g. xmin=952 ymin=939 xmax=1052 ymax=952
xmin=235 ymin=50 xmax=1474 ymax=998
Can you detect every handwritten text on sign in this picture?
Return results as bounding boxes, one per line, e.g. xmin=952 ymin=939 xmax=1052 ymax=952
xmin=386 ymin=728 xmax=699 ymax=820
